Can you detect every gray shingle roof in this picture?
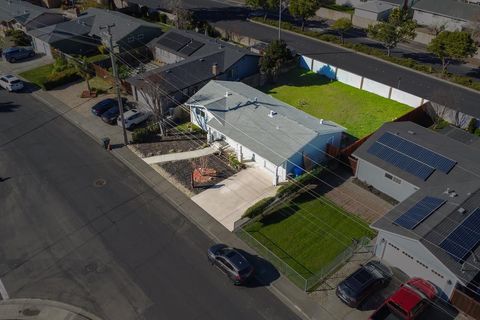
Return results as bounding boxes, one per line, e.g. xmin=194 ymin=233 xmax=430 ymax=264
xmin=186 ymin=80 xmax=344 ymax=166
xmin=353 ymin=121 xmax=480 ymax=283
xmin=356 ymin=0 xmax=395 ymax=13
xmin=0 ymin=0 xmax=59 ymax=25
xmin=28 ymin=17 xmax=93 ymax=43
xmin=413 ymin=0 xmax=480 ymax=22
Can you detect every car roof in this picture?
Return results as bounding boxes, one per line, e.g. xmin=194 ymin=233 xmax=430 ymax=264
xmin=1 ymin=74 xmax=19 ymax=81
xmin=221 ymin=248 xmax=250 ymax=271
xmin=124 ymin=109 xmax=139 ymax=117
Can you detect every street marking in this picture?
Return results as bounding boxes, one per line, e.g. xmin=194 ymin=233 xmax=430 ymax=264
xmin=0 ymin=279 xmax=9 ymax=300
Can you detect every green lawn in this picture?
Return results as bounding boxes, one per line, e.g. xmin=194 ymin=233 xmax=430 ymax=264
xmin=261 ymin=68 xmax=412 ymax=138
xmin=244 ymin=193 xmax=375 ymax=278
xmin=89 ymin=76 xmax=113 ymax=93
xmin=19 ymin=64 xmax=55 ymax=87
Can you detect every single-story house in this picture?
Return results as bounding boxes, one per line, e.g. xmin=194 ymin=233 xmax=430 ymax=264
xmin=27 ymin=7 xmax=163 ymax=57
xmin=0 ymin=0 xmax=66 ymax=35
xmin=351 ymin=121 xmax=480 ymax=316
xmin=336 ymin=0 xmax=415 ymax=8
xmin=413 ymin=0 xmax=480 ymax=31
xmin=186 ymin=80 xmax=345 ymax=185
xmin=126 ymin=29 xmax=260 ymax=114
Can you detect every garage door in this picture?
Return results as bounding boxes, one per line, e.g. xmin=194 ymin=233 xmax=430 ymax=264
xmin=382 ymin=241 xmax=451 ymax=296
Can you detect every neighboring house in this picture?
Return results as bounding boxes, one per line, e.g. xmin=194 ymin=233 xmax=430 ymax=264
xmin=336 ymin=0 xmax=415 ymax=8
xmin=40 ymin=0 xmax=62 ymax=8
xmin=127 ymin=29 xmax=260 ymax=114
xmin=351 ymin=121 xmax=480 ymax=315
xmin=0 ymin=0 xmax=66 ymax=35
xmin=27 ymin=7 xmax=163 ymax=57
xmin=354 ymin=1 xmax=396 ymax=21
xmin=186 ymin=80 xmax=345 ymax=185
xmin=412 ymin=0 xmax=480 ymax=31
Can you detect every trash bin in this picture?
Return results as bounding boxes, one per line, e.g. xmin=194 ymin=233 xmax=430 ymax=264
xmin=101 ymin=137 xmax=110 ymax=150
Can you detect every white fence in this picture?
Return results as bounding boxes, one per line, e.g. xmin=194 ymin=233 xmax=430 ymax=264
xmin=300 ymin=55 xmax=426 ymax=108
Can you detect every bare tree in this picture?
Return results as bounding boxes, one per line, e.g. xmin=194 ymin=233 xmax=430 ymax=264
xmin=136 ymin=74 xmax=168 ymax=136
xmin=428 ymin=90 xmax=469 ymax=128
xmin=169 ymin=0 xmax=193 ymax=29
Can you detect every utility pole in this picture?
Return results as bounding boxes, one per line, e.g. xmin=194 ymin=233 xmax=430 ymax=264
xmin=101 ymin=23 xmax=128 ymax=146
xmin=278 ymin=0 xmax=282 ymax=40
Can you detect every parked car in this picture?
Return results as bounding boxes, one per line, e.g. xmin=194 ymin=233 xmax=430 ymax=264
xmin=369 ymin=278 xmax=437 ymax=320
xmin=91 ymin=98 xmax=118 ymax=116
xmin=207 ymin=244 xmax=254 ymax=285
xmin=2 ymin=47 xmax=35 ymax=63
xmin=336 ymin=260 xmax=393 ymax=308
xmin=0 ymin=74 xmax=24 ymax=92
xmin=101 ymin=100 xmax=130 ymax=124
xmin=117 ymin=109 xmax=149 ymax=130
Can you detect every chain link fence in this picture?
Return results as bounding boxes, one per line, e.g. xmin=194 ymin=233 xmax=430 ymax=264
xmin=236 ymin=228 xmax=372 ymax=291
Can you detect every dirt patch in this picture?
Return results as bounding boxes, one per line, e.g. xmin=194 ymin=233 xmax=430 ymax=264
xmin=132 ymin=132 xmax=207 ymax=158
xmin=159 ymin=154 xmax=237 ymax=195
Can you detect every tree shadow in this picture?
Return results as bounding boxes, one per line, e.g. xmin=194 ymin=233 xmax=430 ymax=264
xmin=402 ymin=52 xmax=441 ymax=65
xmin=235 ymin=249 xmax=281 ymax=287
xmin=262 ymin=68 xmax=334 ymax=94
xmin=0 ymin=101 xmax=20 ymax=112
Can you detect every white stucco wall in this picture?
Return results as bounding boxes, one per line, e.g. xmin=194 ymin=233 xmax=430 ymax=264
xmin=336 ymin=68 xmax=363 ymax=88
xmin=375 ymin=231 xmax=459 ymax=297
xmin=390 ymin=88 xmax=423 ymax=107
xmin=362 ymin=78 xmax=391 ymax=98
xmin=355 ymin=158 xmax=419 ymax=202
xmin=31 ymin=37 xmax=52 ymax=57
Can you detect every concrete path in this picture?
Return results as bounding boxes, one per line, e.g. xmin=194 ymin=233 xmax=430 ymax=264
xmin=191 ymin=166 xmax=277 ymax=231
xmin=143 ymin=146 xmax=217 ymax=164
xmin=0 ymin=299 xmax=102 ymax=320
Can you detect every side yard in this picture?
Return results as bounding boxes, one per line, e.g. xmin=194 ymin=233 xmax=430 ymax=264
xmin=261 ymin=68 xmax=412 ymax=139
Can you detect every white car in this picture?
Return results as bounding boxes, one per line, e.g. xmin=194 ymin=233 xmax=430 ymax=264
xmin=117 ymin=109 xmax=149 ymax=130
xmin=0 ymin=74 xmax=24 ymax=92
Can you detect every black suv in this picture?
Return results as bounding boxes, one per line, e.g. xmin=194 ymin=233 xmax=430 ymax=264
xmin=207 ymin=244 xmax=254 ymax=285
xmin=336 ymin=261 xmax=393 ymax=308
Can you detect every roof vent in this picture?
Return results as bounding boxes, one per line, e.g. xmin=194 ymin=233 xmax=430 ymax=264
xmin=458 ymin=207 xmax=466 ymax=214
xmin=254 ymin=97 xmax=258 ymax=103
xmin=166 ymin=70 xmax=172 ymax=73
xmin=449 ymin=192 xmax=458 ymax=198
xmin=268 ymin=110 xmax=277 ymax=118
xmin=408 ymin=130 xmax=415 ymax=135
xmin=443 ymin=187 xmax=452 ymax=195
xmin=199 ymin=58 xmax=205 ymax=62
xmin=225 ymin=91 xmax=231 ymax=97
xmin=276 ymin=125 xmax=280 ymax=130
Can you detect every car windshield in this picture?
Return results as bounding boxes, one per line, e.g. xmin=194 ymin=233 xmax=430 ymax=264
xmin=11 ymin=80 xmax=21 ymax=84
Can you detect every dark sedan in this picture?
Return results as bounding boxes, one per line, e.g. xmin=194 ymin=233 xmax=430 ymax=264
xmin=91 ymin=98 xmax=117 ymax=116
xmin=101 ymin=105 xmax=121 ymax=124
xmin=207 ymin=244 xmax=254 ymax=285
xmin=336 ymin=260 xmax=393 ymax=308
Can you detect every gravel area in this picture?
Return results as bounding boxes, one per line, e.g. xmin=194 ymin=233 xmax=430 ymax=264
xmin=159 ymin=153 xmax=237 ymax=195
xmin=132 ymin=132 xmax=207 ymax=158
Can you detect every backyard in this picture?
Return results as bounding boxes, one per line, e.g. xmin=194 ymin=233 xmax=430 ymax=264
xmin=261 ymin=68 xmax=412 ymax=138
xmin=242 ymin=192 xmax=375 ymax=285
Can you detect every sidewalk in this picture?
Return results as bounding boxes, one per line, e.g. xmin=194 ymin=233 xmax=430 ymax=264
xmin=0 ymin=299 xmax=102 ymax=320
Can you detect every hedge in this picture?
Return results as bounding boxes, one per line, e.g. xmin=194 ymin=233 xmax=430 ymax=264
xmin=43 ymin=69 xmax=80 ymax=90
xmin=276 ymin=166 xmax=323 ymax=199
xmin=243 ymin=196 xmax=276 ymax=218
xmin=132 ymin=122 xmax=160 ymax=143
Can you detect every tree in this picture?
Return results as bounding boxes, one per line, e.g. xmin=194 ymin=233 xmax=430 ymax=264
xmin=260 ymin=39 xmax=293 ymax=81
xmin=70 ymin=56 xmax=93 ymax=92
xmin=427 ymin=31 xmax=477 ymax=74
xmin=331 ymin=18 xmax=352 ymax=44
xmin=245 ymin=0 xmax=278 ymax=20
xmin=289 ymin=0 xmax=321 ymax=31
xmin=367 ymin=8 xmax=417 ymax=56
xmin=137 ymin=74 xmax=168 ymax=136
xmin=169 ymin=0 xmax=194 ymax=29
xmin=6 ymin=30 xmax=31 ymax=46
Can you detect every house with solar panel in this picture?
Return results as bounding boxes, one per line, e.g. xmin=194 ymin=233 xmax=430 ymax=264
xmin=126 ymin=29 xmax=260 ymax=115
xmin=351 ymin=121 xmax=480 ymax=315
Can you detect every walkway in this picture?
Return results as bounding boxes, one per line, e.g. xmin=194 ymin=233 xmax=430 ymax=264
xmin=0 ymin=299 xmax=102 ymax=320
xmin=143 ymin=146 xmax=218 ymax=164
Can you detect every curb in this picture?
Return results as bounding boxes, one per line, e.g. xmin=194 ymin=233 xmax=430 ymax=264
xmin=247 ymin=19 xmax=480 ymax=95
xmin=0 ymin=299 xmax=103 ymax=320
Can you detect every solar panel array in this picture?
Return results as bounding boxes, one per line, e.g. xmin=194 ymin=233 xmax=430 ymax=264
xmin=378 ymin=132 xmax=457 ymax=173
xmin=178 ymin=40 xmax=204 ymax=56
xmin=158 ymin=33 xmax=191 ymax=52
xmin=394 ymin=196 xmax=446 ymax=229
xmin=440 ymin=208 xmax=480 ymax=263
xmin=367 ymin=142 xmax=435 ymax=180
xmin=367 ymin=132 xmax=456 ymax=180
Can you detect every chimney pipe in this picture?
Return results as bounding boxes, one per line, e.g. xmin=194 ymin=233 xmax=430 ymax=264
xmin=212 ymin=63 xmax=218 ymax=77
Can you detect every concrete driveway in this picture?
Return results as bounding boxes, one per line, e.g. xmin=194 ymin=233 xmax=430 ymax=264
xmin=0 ymin=54 xmax=53 ymax=74
xmin=191 ymin=165 xmax=277 ymax=231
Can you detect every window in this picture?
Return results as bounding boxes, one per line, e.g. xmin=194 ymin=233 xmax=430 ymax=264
xmin=431 ymin=269 xmax=445 ymax=279
xmin=388 ymin=242 xmax=400 ymax=250
xmin=136 ymin=34 xmax=144 ymax=40
xmin=385 ymin=172 xmax=401 ymax=184
xmin=127 ymin=36 xmax=135 ymax=43
xmin=416 ymin=260 xmax=428 ymax=269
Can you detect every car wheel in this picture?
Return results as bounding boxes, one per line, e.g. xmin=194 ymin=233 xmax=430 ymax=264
xmin=29 ymin=52 xmax=35 ymax=57
xmin=9 ymin=57 xmax=15 ymax=63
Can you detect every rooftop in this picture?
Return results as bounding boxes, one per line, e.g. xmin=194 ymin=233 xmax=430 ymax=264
xmin=413 ymin=0 xmax=480 ymax=22
xmin=355 ymin=0 xmax=396 ymax=13
xmin=354 ymin=121 xmax=480 ymax=284
xmin=0 ymin=0 xmax=59 ymax=25
xmin=186 ymin=80 xmax=344 ymax=166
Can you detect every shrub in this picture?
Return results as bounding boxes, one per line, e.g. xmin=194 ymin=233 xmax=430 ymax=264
xmin=228 ymin=153 xmax=245 ymax=171
xmin=276 ymin=167 xmax=323 ymax=198
xmin=158 ymin=13 xmax=168 ymax=24
xmin=97 ymin=45 xmax=107 ymax=55
xmin=52 ymin=57 xmax=69 ymax=73
xmin=132 ymin=122 xmax=161 ymax=143
xmin=474 ymin=128 xmax=480 ymax=137
xmin=43 ymin=69 xmax=79 ymax=90
xmin=243 ymin=196 xmax=275 ymax=218
xmin=467 ymin=118 xmax=477 ymax=134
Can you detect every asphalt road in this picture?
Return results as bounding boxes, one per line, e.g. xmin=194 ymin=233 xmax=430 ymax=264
xmin=212 ymin=19 xmax=480 ymax=119
xmin=0 ymin=89 xmax=300 ymax=320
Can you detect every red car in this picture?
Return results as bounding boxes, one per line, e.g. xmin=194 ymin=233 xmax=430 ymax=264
xmin=369 ymin=278 xmax=437 ymax=320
